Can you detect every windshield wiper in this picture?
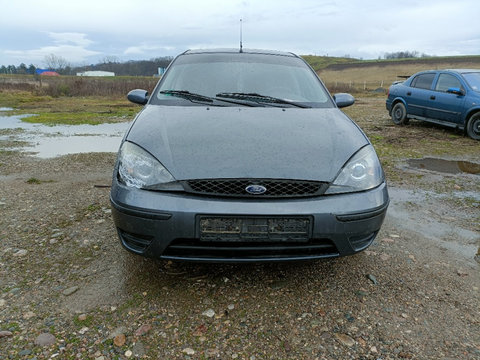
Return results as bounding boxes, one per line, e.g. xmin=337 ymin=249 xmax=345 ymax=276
xmin=160 ymin=90 xmax=216 ymax=104
xmin=215 ymin=92 xmax=310 ymax=108
xmin=160 ymin=90 xmax=255 ymax=107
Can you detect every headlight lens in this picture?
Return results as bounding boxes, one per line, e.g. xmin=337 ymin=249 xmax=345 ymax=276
xmin=325 ymin=145 xmax=384 ymax=194
xmin=117 ymin=141 xmax=176 ymax=189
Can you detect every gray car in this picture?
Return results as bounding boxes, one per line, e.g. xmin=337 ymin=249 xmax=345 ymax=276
xmin=110 ymin=49 xmax=389 ymax=262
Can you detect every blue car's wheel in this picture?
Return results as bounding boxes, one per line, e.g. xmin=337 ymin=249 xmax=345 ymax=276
xmin=391 ymin=102 xmax=409 ymax=125
xmin=466 ymin=113 xmax=480 ymax=140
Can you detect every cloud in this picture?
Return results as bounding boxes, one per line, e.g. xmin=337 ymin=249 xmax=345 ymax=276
xmin=3 ymin=32 xmax=100 ymax=65
xmin=0 ymin=0 xmax=479 ymax=65
xmin=123 ymin=44 xmax=175 ymax=55
xmin=48 ymin=32 xmax=94 ymax=47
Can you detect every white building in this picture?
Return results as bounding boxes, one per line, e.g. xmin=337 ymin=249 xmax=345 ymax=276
xmin=76 ymin=71 xmax=115 ymax=77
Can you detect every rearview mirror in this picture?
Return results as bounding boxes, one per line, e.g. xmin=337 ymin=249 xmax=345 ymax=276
xmin=127 ymin=89 xmax=149 ymax=105
xmin=333 ymin=93 xmax=355 ymax=108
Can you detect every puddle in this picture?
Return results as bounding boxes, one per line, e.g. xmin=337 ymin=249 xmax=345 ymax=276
xmin=0 ymin=107 xmax=13 ymax=111
xmin=387 ymin=187 xmax=479 ymax=260
xmin=0 ymin=114 xmax=130 ymax=158
xmin=407 ymin=158 xmax=480 ymax=175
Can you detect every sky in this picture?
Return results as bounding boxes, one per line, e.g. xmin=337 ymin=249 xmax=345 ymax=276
xmin=0 ymin=0 xmax=479 ymax=67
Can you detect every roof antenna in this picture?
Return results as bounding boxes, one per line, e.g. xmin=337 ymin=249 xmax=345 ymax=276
xmin=239 ymin=18 xmax=243 ymax=53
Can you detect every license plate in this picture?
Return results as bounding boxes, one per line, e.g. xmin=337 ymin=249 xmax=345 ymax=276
xmin=198 ymin=217 xmax=311 ymax=242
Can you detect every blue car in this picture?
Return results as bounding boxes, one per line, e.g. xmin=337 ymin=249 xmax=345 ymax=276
xmin=386 ymin=69 xmax=480 ymax=140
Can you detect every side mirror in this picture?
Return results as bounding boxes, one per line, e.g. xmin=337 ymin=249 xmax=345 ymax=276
xmin=127 ymin=89 xmax=149 ymax=105
xmin=333 ymin=93 xmax=355 ymax=108
xmin=446 ymin=87 xmax=464 ymax=96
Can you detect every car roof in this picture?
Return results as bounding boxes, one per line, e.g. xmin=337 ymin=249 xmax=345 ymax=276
xmin=415 ymin=69 xmax=480 ymax=74
xmin=182 ymin=48 xmax=298 ymax=58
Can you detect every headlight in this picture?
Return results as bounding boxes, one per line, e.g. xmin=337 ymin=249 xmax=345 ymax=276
xmin=117 ymin=141 xmax=176 ymax=189
xmin=325 ymin=145 xmax=384 ymax=194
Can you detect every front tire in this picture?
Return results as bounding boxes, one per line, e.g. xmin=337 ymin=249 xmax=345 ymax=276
xmin=466 ymin=113 xmax=480 ymax=140
xmin=391 ymin=102 xmax=409 ymax=125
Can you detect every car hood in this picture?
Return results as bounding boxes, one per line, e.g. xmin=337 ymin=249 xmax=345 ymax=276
xmin=125 ymin=105 xmax=368 ymax=182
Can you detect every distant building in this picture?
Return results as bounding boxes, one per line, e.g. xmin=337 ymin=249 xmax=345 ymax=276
xmin=76 ymin=71 xmax=115 ymax=77
xmin=36 ymin=69 xmax=60 ymax=76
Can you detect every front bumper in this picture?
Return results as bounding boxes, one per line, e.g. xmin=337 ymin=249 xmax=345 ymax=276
xmin=110 ymin=181 xmax=389 ymax=263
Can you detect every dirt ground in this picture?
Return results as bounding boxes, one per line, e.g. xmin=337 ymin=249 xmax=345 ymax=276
xmin=0 ymin=97 xmax=479 ymax=359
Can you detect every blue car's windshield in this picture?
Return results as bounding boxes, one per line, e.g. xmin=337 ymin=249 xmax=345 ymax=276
xmin=152 ymin=52 xmax=333 ymax=108
xmin=462 ymin=72 xmax=480 ymax=92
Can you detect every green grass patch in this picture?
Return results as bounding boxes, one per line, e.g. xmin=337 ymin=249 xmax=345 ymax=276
xmin=0 ymin=150 xmax=19 ymax=156
xmin=26 ymin=177 xmax=42 ymax=184
xmin=5 ymin=322 xmax=20 ymax=332
xmin=0 ymin=90 xmax=139 ymax=125
xmin=0 ymin=91 xmax=52 ymax=108
xmin=26 ymin=177 xmax=55 ymax=184
xmin=86 ymin=203 xmax=102 ymax=212
xmin=73 ymin=314 xmax=95 ymax=327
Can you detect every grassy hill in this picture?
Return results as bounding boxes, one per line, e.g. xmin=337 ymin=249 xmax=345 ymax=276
xmin=302 ymin=55 xmax=480 ymax=92
xmin=300 ymin=55 xmax=360 ymax=71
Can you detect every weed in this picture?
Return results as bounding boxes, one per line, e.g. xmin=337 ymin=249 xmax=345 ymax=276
xmin=6 ymin=322 xmax=20 ymax=332
xmin=73 ymin=314 xmax=94 ymax=327
xmin=25 ymin=177 xmax=54 ymax=184
xmin=86 ymin=203 xmax=102 ymax=212
xmin=26 ymin=177 xmax=41 ymax=184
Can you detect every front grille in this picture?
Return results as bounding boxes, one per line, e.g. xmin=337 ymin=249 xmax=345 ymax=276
xmin=162 ymin=238 xmax=339 ymax=261
xmin=184 ymin=179 xmax=327 ymax=198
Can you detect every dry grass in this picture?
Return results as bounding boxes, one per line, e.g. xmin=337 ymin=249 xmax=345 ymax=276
xmin=0 ymin=74 xmax=158 ymax=97
xmin=318 ymin=58 xmax=480 ymax=91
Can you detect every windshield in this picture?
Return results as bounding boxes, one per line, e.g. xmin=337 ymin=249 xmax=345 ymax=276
xmin=462 ymin=72 xmax=480 ymax=92
xmin=152 ymin=52 xmax=333 ymax=107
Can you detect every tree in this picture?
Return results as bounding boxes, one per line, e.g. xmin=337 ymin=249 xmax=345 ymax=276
xmin=6 ymin=65 xmax=16 ymax=74
xmin=43 ymin=53 xmax=70 ymax=73
xmin=384 ymin=51 xmax=419 ymax=60
xmin=17 ymin=63 xmax=28 ymax=74
xmin=28 ymin=64 xmax=36 ymax=74
xmin=70 ymin=56 xmax=174 ymax=76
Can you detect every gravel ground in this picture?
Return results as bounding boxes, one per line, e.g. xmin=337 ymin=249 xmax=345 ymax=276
xmin=0 ymin=110 xmax=479 ymax=359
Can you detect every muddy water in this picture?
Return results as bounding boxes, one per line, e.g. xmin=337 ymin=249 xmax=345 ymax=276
xmin=0 ymin=114 xmax=130 ymax=158
xmin=387 ymin=187 xmax=479 ymax=260
xmin=407 ymin=157 xmax=480 ymax=175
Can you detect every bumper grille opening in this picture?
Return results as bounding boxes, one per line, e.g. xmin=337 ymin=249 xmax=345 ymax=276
xmin=184 ymin=179 xmax=327 ymax=198
xmin=118 ymin=229 xmax=153 ymax=254
xmin=349 ymin=232 xmax=377 ymax=251
xmin=163 ymin=238 xmax=339 ymax=261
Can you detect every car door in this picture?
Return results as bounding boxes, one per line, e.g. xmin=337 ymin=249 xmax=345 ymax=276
xmin=426 ymin=73 xmax=466 ymax=124
xmin=405 ymin=72 xmax=436 ymax=117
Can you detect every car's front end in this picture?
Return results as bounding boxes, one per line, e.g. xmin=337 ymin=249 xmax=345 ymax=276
xmin=110 ymin=49 xmax=389 ymax=262
xmin=110 ymin=179 xmax=388 ymax=262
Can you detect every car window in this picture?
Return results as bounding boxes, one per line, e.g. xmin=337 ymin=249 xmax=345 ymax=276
xmin=462 ymin=72 xmax=480 ymax=92
xmin=153 ymin=53 xmax=333 ymax=107
xmin=411 ymin=73 xmax=435 ymax=90
xmin=435 ymin=74 xmax=462 ymax=92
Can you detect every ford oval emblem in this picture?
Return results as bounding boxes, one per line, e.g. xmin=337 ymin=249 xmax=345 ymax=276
xmin=245 ymin=184 xmax=267 ymax=195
